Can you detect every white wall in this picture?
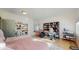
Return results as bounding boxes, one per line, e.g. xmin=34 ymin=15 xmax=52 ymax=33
xmin=0 ymin=9 xmax=77 ymax=38
xmin=0 ymin=9 xmax=34 ymax=36
xmin=35 ymin=13 xmax=76 ymax=38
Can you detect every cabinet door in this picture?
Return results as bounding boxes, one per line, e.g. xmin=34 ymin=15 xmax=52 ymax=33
xmin=2 ymin=19 xmax=16 ymax=37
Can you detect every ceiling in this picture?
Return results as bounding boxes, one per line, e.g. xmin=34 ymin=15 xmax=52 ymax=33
xmin=1 ymin=8 xmax=78 ymax=20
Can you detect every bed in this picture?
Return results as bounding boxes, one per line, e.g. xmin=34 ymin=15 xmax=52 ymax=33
xmin=5 ymin=35 xmax=49 ymax=50
xmin=0 ymin=29 xmax=49 ymax=50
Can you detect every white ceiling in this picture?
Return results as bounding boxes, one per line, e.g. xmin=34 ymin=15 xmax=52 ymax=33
xmin=1 ymin=8 xmax=78 ymax=20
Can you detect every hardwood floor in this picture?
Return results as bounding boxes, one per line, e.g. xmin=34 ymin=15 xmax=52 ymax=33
xmin=53 ymin=39 xmax=77 ymax=50
xmin=33 ymin=37 xmax=77 ymax=50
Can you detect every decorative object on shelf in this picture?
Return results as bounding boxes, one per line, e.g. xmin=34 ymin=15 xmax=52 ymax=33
xmin=43 ymin=23 xmax=50 ymax=31
xmin=43 ymin=22 xmax=59 ymax=39
xmin=63 ymin=28 xmax=75 ymax=41
xmin=16 ymin=22 xmax=28 ymax=36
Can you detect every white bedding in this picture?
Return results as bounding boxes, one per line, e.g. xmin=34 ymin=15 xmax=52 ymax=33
xmin=0 ymin=43 xmax=12 ymax=50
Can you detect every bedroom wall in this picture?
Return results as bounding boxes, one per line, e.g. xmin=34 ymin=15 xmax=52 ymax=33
xmin=34 ymin=12 xmax=77 ymax=38
xmin=75 ymin=9 xmax=79 ymax=22
xmin=0 ymin=9 xmax=77 ymax=38
xmin=75 ymin=9 xmax=79 ymax=47
xmin=0 ymin=9 xmax=34 ymax=36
